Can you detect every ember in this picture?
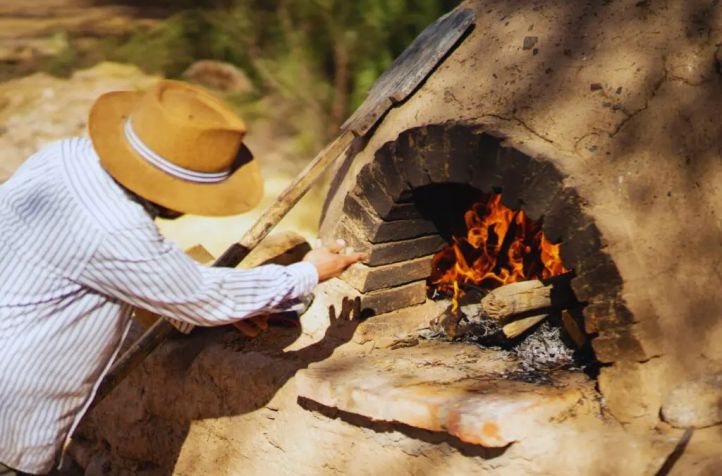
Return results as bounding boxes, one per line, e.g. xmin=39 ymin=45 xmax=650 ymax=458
xmin=429 ymin=193 xmax=568 ymax=308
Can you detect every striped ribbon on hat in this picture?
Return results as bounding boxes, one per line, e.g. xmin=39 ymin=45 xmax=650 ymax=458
xmin=123 ymin=117 xmax=230 ymax=184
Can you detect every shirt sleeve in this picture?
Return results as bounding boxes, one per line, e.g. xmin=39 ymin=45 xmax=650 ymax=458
xmin=76 ymin=224 xmax=318 ymax=327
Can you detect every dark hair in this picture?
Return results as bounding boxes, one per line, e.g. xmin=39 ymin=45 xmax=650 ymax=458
xmin=114 ymin=180 xmax=184 ymax=220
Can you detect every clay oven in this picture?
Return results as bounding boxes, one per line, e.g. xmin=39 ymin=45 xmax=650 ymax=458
xmin=316 ymin=0 xmax=722 ymax=434
xmin=326 ymin=124 xmax=631 ymax=363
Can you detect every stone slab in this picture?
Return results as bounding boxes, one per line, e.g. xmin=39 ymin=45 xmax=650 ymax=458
xmin=558 ymin=223 xmax=606 ymax=275
xmin=394 ymin=129 xmax=434 ymax=188
xmin=341 ymin=255 xmax=434 ymax=293
xmin=385 ymin=202 xmax=421 ymax=220
xmin=335 ymin=217 xmax=447 ymax=266
xmin=467 ymin=132 xmax=506 ymax=193
xmin=571 ymin=261 xmax=623 ymax=302
xmin=541 ymin=188 xmax=587 ymax=244
xmin=591 ymin=327 xmax=647 ymax=363
xmin=297 ymin=340 xmax=595 ymax=448
xmin=353 ymin=162 xmax=396 ymax=217
xmin=353 ymin=299 xmax=448 ymax=345
xmin=343 ymin=193 xmax=437 ymax=243
xmin=352 ymin=163 xmax=421 ymax=220
xmin=583 ymin=300 xmax=636 ymax=334
xmin=498 ymin=148 xmax=534 ymax=210
xmin=374 ymin=142 xmax=413 ymax=202
xmin=359 ymin=280 xmax=428 ymax=316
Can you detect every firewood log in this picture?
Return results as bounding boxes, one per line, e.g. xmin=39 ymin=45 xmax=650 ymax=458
xmin=480 ymin=272 xmax=577 ymax=320
xmin=502 ymin=313 xmax=549 ymax=338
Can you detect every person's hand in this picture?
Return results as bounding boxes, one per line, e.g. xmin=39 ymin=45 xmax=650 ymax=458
xmin=303 ymin=239 xmax=367 ymax=282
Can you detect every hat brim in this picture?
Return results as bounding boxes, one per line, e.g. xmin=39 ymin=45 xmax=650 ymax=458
xmin=89 ymin=90 xmax=263 ymax=216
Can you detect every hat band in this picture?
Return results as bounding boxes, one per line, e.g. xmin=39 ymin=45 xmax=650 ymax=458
xmin=124 ymin=117 xmax=230 ymax=184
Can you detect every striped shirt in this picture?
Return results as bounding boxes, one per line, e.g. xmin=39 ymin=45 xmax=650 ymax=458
xmin=0 ymin=138 xmax=318 ymax=474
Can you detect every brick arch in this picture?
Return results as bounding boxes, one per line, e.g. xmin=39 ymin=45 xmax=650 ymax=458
xmin=332 ymin=123 xmax=641 ymax=363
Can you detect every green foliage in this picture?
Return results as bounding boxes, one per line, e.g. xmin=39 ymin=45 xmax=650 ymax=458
xmin=86 ymin=0 xmax=459 ymax=148
xmin=37 ymin=33 xmax=78 ymax=77
xmin=104 ymin=13 xmax=198 ymax=77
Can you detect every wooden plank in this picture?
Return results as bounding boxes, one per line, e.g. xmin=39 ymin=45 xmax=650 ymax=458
xmin=342 ymin=8 xmax=475 ymax=136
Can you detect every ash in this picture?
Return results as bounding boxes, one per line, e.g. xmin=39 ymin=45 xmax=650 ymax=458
xmin=420 ymin=299 xmax=586 ymax=374
xmin=513 ymin=322 xmax=576 ymax=372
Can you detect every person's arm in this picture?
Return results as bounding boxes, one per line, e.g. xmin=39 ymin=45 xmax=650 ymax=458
xmin=77 ymin=225 xmax=319 ymax=327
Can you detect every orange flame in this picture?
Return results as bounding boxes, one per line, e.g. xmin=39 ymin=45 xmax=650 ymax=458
xmin=429 ymin=194 xmax=568 ymax=309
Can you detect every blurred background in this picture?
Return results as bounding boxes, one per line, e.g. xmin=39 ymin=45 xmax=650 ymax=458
xmin=0 ymin=0 xmax=459 ymax=255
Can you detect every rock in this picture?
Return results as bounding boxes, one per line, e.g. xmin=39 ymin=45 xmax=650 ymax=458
xmin=183 ymin=60 xmax=254 ymax=94
xmin=522 ymin=36 xmax=538 ymax=50
xmin=661 ymin=373 xmax=722 ymax=429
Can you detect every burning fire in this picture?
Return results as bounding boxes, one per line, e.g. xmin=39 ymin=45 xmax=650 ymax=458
xmin=429 ymin=194 xmax=568 ymax=309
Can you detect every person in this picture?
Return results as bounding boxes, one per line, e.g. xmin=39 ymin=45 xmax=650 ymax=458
xmin=0 ymin=80 xmax=365 ymax=475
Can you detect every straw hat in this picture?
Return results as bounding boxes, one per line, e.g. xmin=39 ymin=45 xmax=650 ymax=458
xmin=89 ymin=80 xmax=263 ymax=216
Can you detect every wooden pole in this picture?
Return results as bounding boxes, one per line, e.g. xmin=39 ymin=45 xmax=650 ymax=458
xmin=213 ymin=133 xmax=354 ymax=267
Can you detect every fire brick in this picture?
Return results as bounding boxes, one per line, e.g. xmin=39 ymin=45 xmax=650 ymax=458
xmin=583 ymin=300 xmax=636 ymax=334
xmin=441 ymin=126 xmax=481 ymax=185
xmin=385 ymin=202 xmax=421 ymax=220
xmin=353 ymin=162 xmax=420 ymax=220
xmin=343 ymin=193 xmax=437 ymax=243
xmin=468 ymin=133 xmax=506 ymax=193
xmin=517 ymin=164 xmax=565 ymax=222
xmin=445 ymin=127 xmax=478 ymax=184
xmin=374 ymin=142 xmax=413 ymax=202
xmin=366 ymin=235 xmax=446 ymax=266
xmin=416 ymin=125 xmax=451 ymax=184
xmin=498 ymin=152 xmax=534 ymax=210
xmin=541 ymin=189 xmax=587 ymax=243
xmin=592 ymin=328 xmax=647 ymax=363
xmin=359 ymin=280 xmax=428 ymax=316
xmin=335 ymin=217 xmax=447 ymax=266
xmin=354 ymin=162 xmax=395 ymax=217
xmin=394 ymin=129 xmax=433 ymax=188
xmin=342 ymin=255 xmax=434 ymax=293
xmin=559 ymin=223 xmax=607 ymax=275
xmin=571 ymin=261 xmax=623 ymax=302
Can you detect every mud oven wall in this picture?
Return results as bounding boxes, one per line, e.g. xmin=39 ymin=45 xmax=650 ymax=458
xmin=324 ymin=124 xmax=635 ymax=364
